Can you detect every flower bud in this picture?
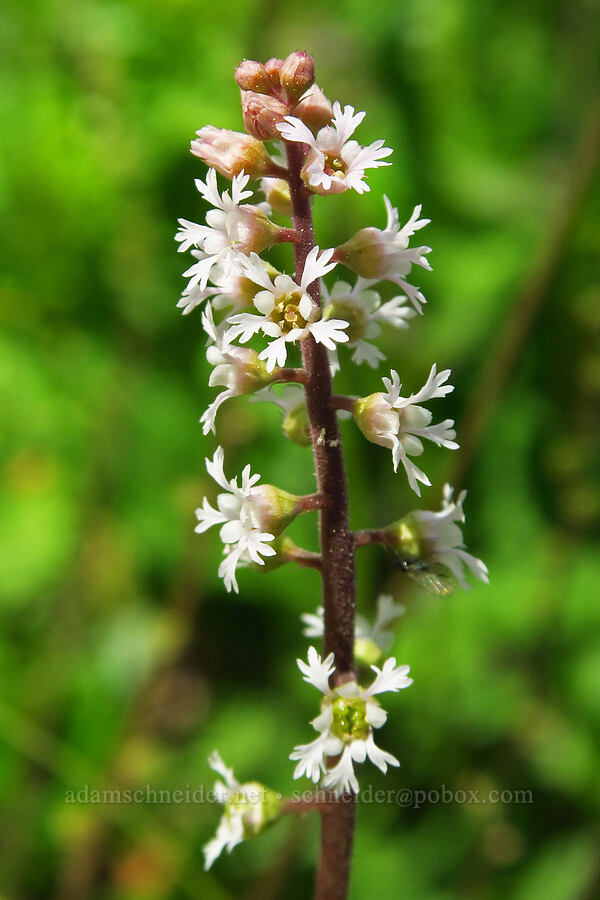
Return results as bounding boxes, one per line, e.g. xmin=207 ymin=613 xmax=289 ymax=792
xmin=234 ymin=59 xmax=270 ymax=93
xmin=335 ymin=228 xmax=393 ymax=279
xmin=292 ymin=84 xmax=333 ymax=133
xmin=242 ymin=91 xmax=288 ymax=140
xmin=352 ymin=393 xmax=398 ymax=449
xmin=264 ymin=58 xmax=283 ymax=89
xmin=282 ymin=400 xmax=311 ymax=446
xmin=261 ymin=178 xmax=292 ymax=217
xmin=280 ymin=51 xmax=315 ymax=103
xmin=191 ymin=126 xmax=275 ymax=179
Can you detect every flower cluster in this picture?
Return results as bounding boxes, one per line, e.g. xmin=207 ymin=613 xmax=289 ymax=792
xmin=177 ymin=50 xmax=489 ymax=869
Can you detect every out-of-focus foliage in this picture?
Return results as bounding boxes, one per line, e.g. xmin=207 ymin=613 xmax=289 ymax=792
xmin=1 ymin=0 xmax=599 ymax=897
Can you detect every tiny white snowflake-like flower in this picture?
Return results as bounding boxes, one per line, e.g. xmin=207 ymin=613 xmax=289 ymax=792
xmin=199 ymin=305 xmax=274 ymax=434
xmin=353 ymin=365 xmax=459 ymax=495
xmin=203 ymin=751 xmax=282 ymax=870
xmin=195 ymin=447 xmax=276 ymax=593
xmin=290 ymin=647 xmax=412 ymax=796
xmin=226 ymin=247 xmax=349 ymax=372
xmin=322 ymin=278 xmax=416 ymax=371
xmin=302 ymin=594 xmax=405 ymax=665
xmin=336 ymin=198 xmax=432 ymax=313
xmin=405 ymin=484 xmax=489 ymax=589
xmin=177 ymin=169 xmax=280 ymax=294
xmin=276 ymin=102 xmax=392 ymax=195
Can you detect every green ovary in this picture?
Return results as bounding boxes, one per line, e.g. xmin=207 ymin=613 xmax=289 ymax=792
xmin=270 ymin=292 xmax=308 ymax=334
xmin=331 ymin=696 xmax=370 ymax=742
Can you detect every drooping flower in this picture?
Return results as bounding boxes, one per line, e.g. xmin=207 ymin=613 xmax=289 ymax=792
xmin=352 ymin=365 xmax=459 ymax=495
xmin=290 ymin=647 xmax=412 ymax=795
xmin=203 ymin=751 xmax=282 ymax=870
xmin=226 ymin=248 xmax=349 ymax=372
xmin=322 ymin=278 xmax=416 ymax=371
xmin=384 ymin=484 xmax=489 ymax=589
xmin=199 ymin=305 xmax=275 ymax=434
xmin=335 ymin=198 xmax=432 ymax=313
xmin=276 ymin=102 xmax=392 ymax=195
xmin=302 ymin=594 xmax=405 ymax=666
xmin=177 ymin=170 xmax=282 ymax=294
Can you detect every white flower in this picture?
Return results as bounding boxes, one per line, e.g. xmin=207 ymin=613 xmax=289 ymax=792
xmin=177 ymin=169 xmax=279 ymax=294
xmin=290 ymin=647 xmax=412 ymax=795
xmin=408 ymin=484 xmax=489 ymax=589
xmin=199 ymin=305 xmax=272 ymax=435
xmin=353 ymin=365 xmax=459 ymax=495
xmin=322 ymin=278 xmax=416 ymax=371
xmin=195 ymin=447 xmax=276 ymax=593
xmin=226 ymin=248 xmax=349 ymax=373
xmin=302 ymin=594 xmax=405 ymax=663
xmin=203 ymin=751 xmax=282 ymax=870
xmin=336 ymin=198 xmax=432 ymax=313
xmin=277 ymin=102 xmax=392 ymax=195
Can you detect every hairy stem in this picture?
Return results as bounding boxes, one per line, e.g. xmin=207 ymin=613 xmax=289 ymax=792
xmin=353 ymin=529 xmax=388 ymax=548
xmin=285 ymin=141 xmax=357 ymax=900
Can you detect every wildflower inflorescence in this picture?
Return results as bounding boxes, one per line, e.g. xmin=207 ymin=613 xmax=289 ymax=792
xmin=176 ymin=51 xmax=488 ymax=874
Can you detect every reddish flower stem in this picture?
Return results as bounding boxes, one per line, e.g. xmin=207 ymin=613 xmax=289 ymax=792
xmin=273 ymin=367 xmax=309 ymax=385
xmin=295 ymin=493 xmax=329 ymax=513
xmin=330 ymin=394 xmax=357 ymax=412
xmin=285 ymin=140 xmax=357 ymax=900
xmin=353 ymin=528 xmax=389 ymax=548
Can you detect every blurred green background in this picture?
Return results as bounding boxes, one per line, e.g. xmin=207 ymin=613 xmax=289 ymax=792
xmin=1 ymin=0 xmax=599 ymax=897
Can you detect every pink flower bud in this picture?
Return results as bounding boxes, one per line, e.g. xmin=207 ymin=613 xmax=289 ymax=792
xmin=242 ymin=91 xmax=288 ymax=140
xmin=264 ymin=58 xmax=283 ymax=89
xmin=292 ymin=84 xmax=333 ymax=133
xmin=191 ymin=126 xmax=275 ymax=179
xmin=234 ymin=59 xmax=270 ymax=93
xmin=280 ymin=51 xmax=315 ymax=103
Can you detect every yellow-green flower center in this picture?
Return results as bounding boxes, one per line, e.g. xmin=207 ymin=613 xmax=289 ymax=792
xmin=269 ymin=291 xmax=308 ymax=334
xmin=331 ymin=696 xmax=369 ymax=742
